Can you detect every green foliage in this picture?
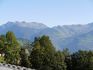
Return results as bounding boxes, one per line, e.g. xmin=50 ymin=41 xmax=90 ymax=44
xmin=2 ymin=31 xmax=93 ymax=70
xmin=54 ymin=51 xmax=67 ymax=70
xmin=5 ymin=32 xmax=20 ymax=65
xmin=0 ymin=31 xmax=20 ymax=65
xmin=20 ymin=48 xmax=31 ymax=67
xmin=30 ymin=40 xmax=43 ymax=69
xmin=0 ymin=57 xmax=4 ymax=63
xmin=30 ymin=35 xmax=93 ymax=70
xmin=6 ymin=31 xmax=18 ymax=44
xmin=30 ymin=35 xmax=66 ymax=70
xmin=0 ymin=35 xmax=6 ymax=50
xmin=71 ymin=50 xmax=93 ymax=70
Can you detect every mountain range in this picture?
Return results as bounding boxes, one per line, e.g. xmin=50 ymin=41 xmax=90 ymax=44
xmin=0 ymin=21 xmax=93 ymax=51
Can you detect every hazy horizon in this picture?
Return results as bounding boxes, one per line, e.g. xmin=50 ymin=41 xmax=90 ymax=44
xmin=0 ymin=0 xmax=93 ymax=27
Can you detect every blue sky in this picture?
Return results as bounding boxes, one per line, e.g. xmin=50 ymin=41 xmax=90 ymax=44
xmin=0 ymin=0 xmax=93 ymax=27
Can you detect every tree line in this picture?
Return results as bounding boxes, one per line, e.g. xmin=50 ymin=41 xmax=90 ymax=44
xmin=0 ymin=31 xmax=93 ymax=70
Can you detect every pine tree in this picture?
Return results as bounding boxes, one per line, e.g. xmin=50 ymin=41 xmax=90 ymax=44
xmin=30 ymin=40 xmax=43 ymax=69
xmin=30 ymin=35 xmax=67 ymax=70
xmin=5 ymin=31 xmax=20 ymax=65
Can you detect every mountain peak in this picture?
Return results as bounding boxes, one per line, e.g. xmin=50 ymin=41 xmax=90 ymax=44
xmin=4 ymin=21 xmax=48 ymax=29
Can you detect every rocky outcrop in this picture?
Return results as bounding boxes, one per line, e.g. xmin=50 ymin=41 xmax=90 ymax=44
xmin=0 ymin=63 xmax=35 ymax=70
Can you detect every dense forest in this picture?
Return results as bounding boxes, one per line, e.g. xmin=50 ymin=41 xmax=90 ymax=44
xmin=0 ymin=31 xmax=93 ymax=70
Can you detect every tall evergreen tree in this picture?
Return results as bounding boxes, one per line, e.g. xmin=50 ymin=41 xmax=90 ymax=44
xmin=30 ymin=35 xmax=66 ymax=70
xmin=5 ymin=31 xmax=20 ymax=65
xmin=30 ymin=40 xmax=43 ymax=69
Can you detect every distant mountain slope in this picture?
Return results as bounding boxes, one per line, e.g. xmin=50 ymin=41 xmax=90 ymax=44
xmin=61 ymin=30 xmax=93 ymax=51
xmin=1 ymin=21 xmax=93 ymax=51
xmin=0 ymin=21 xmax=48 ymax=40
